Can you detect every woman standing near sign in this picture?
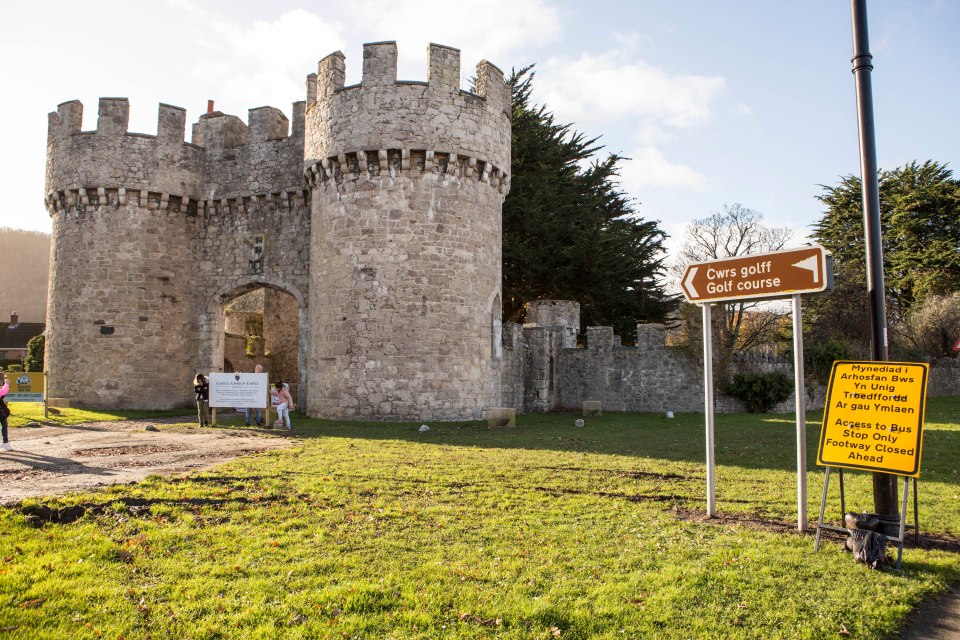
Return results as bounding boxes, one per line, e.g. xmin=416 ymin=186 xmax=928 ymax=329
xmin=193 ymin=373 xmax=210 ymax=427
xmin=271 ymin=381 xmax=294 ymax=430
xmin=0 ymin=374 xmax=11 ymax=450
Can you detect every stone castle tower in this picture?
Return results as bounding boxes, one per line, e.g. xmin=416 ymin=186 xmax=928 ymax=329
xmin=43 ymin=42 xmax=511 ymax=421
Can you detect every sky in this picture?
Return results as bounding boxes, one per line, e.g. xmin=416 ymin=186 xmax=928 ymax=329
xmin=2 ymin=0 xmax=957 ymax=265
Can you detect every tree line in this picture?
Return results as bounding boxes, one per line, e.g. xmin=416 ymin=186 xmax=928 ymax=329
xmin=504 ymin=68 xmax=960 ymax=369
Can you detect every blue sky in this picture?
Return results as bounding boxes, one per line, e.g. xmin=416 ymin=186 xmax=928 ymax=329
xmin=2 ymin=0 xmax=956 ymax=264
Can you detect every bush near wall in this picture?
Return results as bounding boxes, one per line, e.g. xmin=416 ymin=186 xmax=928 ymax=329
xmin=723 ymin=371 xmax=793 ymax=413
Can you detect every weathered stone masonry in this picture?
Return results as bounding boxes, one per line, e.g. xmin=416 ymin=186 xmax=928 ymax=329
xmin=303 ymin=43 xmax=510 ymax=420
xmin=501 ymin=300 xmax=960 ymax=415
xmin=44 ymin=42 xmax=510 ymax=420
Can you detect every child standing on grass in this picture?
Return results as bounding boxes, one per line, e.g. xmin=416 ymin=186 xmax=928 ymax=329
xmin=0 ymin=374 xmax=11 ymax=451
xmin=194 ymin=373 xmax=209 ymax=427
xmin=271 ymin=381 xmax=294 ymax=430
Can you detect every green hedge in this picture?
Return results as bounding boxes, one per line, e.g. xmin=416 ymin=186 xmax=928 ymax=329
xmin=724 ymin=372 xmax=793 ymax=413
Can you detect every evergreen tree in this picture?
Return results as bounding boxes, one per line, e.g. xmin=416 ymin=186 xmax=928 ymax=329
xmin=808 ymin=161 xmax=960 ymax=352
xmin=24 ymin=333 xmax=44 ymax=372
xmin=503 ymin=67 xmax=675 ymax=342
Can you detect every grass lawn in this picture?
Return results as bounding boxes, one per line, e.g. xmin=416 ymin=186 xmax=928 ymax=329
xmin=1 ymin=397 xmax=959 ymax=639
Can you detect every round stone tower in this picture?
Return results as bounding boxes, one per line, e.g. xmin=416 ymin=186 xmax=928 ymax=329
xmin=303 ymin=42 xmax=511 ymax=420
xmin=44 ymin=99 xmax=205 ymax=408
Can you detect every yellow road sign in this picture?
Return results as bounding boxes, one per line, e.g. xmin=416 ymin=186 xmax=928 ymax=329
xmin=817 ymin=361 xmax=928 ymax=477
xmin=3 ymin=371 xmax=45 ymax=402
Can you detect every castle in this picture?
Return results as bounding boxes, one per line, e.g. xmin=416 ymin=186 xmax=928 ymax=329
xmin=44 ymin=42 xmax=511 ymax=420
xmin=43 ymin=41 xmax=960 ymax=421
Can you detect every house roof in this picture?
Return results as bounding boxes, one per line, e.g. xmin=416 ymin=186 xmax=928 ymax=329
xmin=0 ymin=321 xmax=45 ymax=349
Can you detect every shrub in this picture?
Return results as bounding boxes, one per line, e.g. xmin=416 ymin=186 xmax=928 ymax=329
xmin=804 ymin=338 xmax=851 ymax=385
xmin=724 ymin=372 xmax=793 ymax=413
xmin=25 ymin=333 xmax=44 ymax=372
xmin=893 ymin=292 xmax=960 ymax=360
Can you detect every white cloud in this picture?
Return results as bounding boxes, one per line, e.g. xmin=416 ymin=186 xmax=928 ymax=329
xmin=619 ymin=147 xmax=705 ymax=190
xmin=187 ymin=7 xmax=347 ymax=114
xmin=536 ymin=49 xmax=725 ymax=128
xmin=346 ymin=0 xmax=561 ymax=83
xmin=634 ymin=125 xmax=676 ymax=146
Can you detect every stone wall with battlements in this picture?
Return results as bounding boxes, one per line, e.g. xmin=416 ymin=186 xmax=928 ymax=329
xmin=304 ymin=43 xmax=510 ymax=192
xmin=500 ymin=301 xmax=960 ymax=415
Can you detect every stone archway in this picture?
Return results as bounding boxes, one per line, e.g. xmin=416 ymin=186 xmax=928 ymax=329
xmin=202 ymin=278 xmax=308 ymax=407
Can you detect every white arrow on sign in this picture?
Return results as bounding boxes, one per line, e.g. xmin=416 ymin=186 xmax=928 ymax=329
xmin=683 ymin=266 xmax=699 ymax=298
xmin=791 ymin=255 xmax=820 ymax=284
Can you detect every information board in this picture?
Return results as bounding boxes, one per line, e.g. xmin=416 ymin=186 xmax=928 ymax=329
xmin=817 ymin=361 xmax=928 ymax=477
xmin=209 ymin=372 xmax=269 ymax=409
xmin=3 ymin=372 xmax=45 ymax=402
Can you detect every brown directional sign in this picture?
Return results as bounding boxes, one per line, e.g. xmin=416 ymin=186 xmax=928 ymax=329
xmin=681 ymin=245 xmax=832 ymax=304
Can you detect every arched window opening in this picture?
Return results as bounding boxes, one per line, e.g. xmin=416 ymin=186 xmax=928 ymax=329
xmin=491 ymin=294 xmax=502 ymax=360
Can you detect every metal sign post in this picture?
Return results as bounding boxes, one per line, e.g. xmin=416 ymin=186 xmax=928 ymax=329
xmin=703 ymin=303 xmax=716 ymax=517
xmin=683 ymin=245 xmax=833 ymax=528
xmin=792 ymin=295 xmax=807 ymax=530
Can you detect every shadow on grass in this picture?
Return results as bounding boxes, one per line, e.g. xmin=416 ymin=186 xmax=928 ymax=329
xmin=204 ymin=398 xmax=960 ymax=482
xmin=0 ymin=450 xmax=114 ymax=478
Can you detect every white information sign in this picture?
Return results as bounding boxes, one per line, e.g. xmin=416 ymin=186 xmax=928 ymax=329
xmin=209 ymin=373 xmax=269 ymax=409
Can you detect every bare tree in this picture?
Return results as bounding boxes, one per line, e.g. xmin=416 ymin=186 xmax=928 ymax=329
xmin=674 ymin=204 xmax=793 ymax=376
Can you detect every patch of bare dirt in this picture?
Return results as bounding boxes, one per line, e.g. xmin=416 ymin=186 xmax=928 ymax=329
xmin=0 ymin=418 xmax=293 ymax=504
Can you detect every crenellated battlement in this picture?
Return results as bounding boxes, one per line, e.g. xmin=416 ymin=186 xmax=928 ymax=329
xmin=307 ymin=42 xmax=509 ymax=112
xmin=47 ymin=98 xmax=306 ymax=148
xmin=304 ymin=42 xmax=512 ymax=184
xmin=48 ymin=99 xmax=196 ymax=146
xmin=44 ymin=186 xmax=310 ymax=218
xmin=189 ymin=103 xmax=306 ymax=149
xmin=46 ymin=98 xmax=206 ymax=202
xmin=304 ymin=148 xmax=509 ymax=195
xmin=46 ymin=98 xmax=308 ymax=208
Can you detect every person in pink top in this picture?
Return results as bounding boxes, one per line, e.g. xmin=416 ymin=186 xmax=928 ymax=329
xmin=0 ymin=374 xmax=11 ymax=451
xmin=270 ymin=381 xmax=294 ymax=430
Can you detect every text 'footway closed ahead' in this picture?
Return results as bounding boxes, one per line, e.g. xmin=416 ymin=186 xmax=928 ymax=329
xmin=680 ymin=245 xmax=832 ymax=304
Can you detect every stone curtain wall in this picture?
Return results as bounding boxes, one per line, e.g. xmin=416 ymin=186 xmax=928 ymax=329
xmin=500 ymin=303 xmax=960 ymax=415
xmin=929 ymin=358 xmax=960 ymax=396
xmin=500 ymin=319 xmax=817 ymax=415
xmin=303 ymin=43 xmax=511 ymax=420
